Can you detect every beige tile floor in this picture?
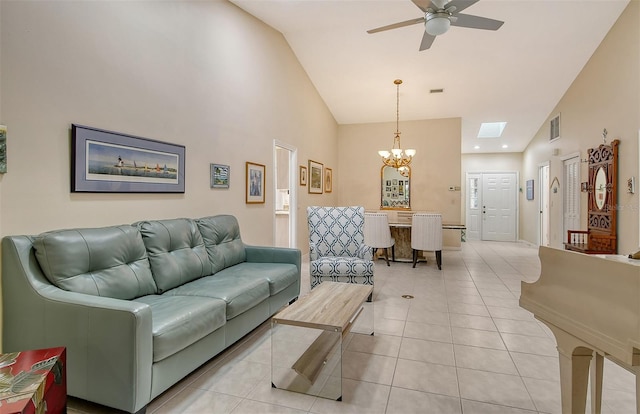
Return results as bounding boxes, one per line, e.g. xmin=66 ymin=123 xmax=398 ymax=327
xmin=68 ymin=241 xmax=637 ymax=413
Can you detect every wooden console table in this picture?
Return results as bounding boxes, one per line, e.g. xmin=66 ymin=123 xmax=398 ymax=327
xmin=271 ymin=282 xmax=373 ymax=400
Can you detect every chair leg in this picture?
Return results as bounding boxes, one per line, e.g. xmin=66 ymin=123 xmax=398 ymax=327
xmin=391 ymin=245 xmax=395 ymax=262
xmin=412 ymin=249 xmax=418 ymax=268
xmin=383 ymin=248 xmax=390 ymax=266
xmin=436 ymin=250 xmax=442 ymax=270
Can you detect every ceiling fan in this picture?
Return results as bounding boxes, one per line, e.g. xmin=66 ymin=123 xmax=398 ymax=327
xmin=367 ymin=0 xmax=504 ymax=51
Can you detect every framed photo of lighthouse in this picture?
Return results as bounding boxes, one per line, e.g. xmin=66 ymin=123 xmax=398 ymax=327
xmin=71 ymin=124 xmax=185 ymax=193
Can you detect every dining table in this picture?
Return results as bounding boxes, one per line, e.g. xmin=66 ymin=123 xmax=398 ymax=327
xmin=383 ymin=222 xmax=466 ymax=263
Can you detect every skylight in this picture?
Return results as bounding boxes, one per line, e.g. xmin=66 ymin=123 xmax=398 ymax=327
xmin=478 ymin=122 xmax=507 ymax=138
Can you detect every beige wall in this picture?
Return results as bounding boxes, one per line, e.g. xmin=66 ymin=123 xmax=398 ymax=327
xmin=337 ymin=118 xmax=462 ymax=225
xmin=0 ymin=0 xmax=343 ymax=346
xmin=0 ymin=0 xmax=339 ymax=249
xmin=521 ymin=0 xmax=639 ymax=253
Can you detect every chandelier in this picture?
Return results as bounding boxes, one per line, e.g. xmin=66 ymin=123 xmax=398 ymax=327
xmin=378 ymin=79 xmax=416 ymax=172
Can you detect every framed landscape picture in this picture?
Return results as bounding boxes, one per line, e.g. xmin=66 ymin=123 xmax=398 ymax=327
xmin=246 ymin=161 xmax=265 ymax=203
xmin=210 ymin=164 xmax=229 ymax=188
xmin=324 ymin=167 xmax=332 ymax=193
xmin=71 ymin=124 xmax=185 ymax=193
xmin=308 ymin=159 xmax=323 ymax=194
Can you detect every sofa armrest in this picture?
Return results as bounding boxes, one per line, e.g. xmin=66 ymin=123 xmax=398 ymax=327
xmin=244 ymin=245 xmax=301 ymax=274
xmin=2 ymin=236 xmax=153 ymax=413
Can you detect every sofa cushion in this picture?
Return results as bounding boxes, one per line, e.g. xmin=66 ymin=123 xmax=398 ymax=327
xmin=33 ymin=226 xmax=157 ymax=300
xmin=164 ymin=274 xmax=269 ymax=320
xmin=196 ymin=215 xmax=246 ymax=274
xmin=214 ymin=262 xmax=298 ymax=295
xmin=134 ymin=295 xmax=226 ymax=362
xmin=137 ymin=218 xmax=211 ymax=293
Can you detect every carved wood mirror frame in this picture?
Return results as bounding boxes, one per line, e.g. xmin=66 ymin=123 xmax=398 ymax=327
xmin=586 ymin=139 xmax=619 ymax=252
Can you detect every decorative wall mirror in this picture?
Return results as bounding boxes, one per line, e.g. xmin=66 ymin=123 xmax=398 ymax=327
xmin=381 ymin=165 xmax=410 ymax=210
xmin=594 ymin=166 xmax=608 ymax=210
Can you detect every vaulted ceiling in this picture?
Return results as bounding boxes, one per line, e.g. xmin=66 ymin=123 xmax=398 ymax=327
xmin=229 ymin=0 xmax=629 ymax=153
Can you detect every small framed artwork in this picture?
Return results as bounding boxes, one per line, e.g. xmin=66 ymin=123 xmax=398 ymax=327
xmin=210 ymin=164 xmax=229 ymax=188
xmin=71 ymin=124 xmax=185 ymax=193
xmin=308 ymin=159 xmax=323 ymax=194
xmin=299 ymin=165 xmax=307 ymax=186
xmin=526 ymin=179 xmax=534 ymax=200
xmin=0 ymin=124 xmax=6 ymax=174
xmin=246 ymin=162 xmax=265 ymax=204
xmin=324 ymin=167 xmax=332 ymax=193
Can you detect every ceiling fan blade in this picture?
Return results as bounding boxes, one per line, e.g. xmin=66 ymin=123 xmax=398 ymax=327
xmin=411 ymin=0 xmax=432 ymax=12
xmin=450 ymin=13 xmax=504 ymax=30
xmin=443 ymin=0 xmax=480 ymax=14
xmin=419 ymin=31 xmax=437 ymax=51
xmin=367 ymin=17 xmax=425 ymax=34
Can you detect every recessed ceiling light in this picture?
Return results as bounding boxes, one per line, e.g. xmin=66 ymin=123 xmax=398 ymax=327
xmin=478 ymin=122 xmax=507 ymax=138
xmin=474 ymin=145 xmax=480 ymax=149
xmin=502 ymin=144 xmax=508 ymax=149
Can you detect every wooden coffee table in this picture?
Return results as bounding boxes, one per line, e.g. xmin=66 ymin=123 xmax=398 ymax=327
xmin=271 ymin=281 xmax=373 ymax=400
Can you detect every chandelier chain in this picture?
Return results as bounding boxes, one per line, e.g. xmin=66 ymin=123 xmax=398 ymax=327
xmin=396 ymin=80 xmax=400 ymax=137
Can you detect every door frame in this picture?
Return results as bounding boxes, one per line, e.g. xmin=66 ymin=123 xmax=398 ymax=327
xmin=538 ymin=161 xmax=550 ymax=246
xmin=273 ymin=140 xmax=297 ymax=248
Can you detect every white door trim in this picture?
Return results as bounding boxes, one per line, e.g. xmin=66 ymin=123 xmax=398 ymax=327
xmin=273 ymin=140 xmax=297 ymax=248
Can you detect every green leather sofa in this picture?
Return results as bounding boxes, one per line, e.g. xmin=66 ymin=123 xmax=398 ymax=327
xmin=2 ymin=215 xmax=301 ymax=413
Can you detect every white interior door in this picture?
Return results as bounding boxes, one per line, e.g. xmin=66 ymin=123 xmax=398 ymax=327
xmin=481 ymin=173 xmax=517 ymax=241
xmin=466 ymin=173 xmax=482 ymax=240
xmin=539 ymin=163 xmax=550 ymax=246
xmin=563 ymin=156 xmax=580 ymax=240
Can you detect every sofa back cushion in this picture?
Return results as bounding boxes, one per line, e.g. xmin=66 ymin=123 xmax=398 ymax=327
xmin=137 ymin=218 xmax=211 ymax=293
xmin=196 ymin=215 xmax=246 ymax=274
xmin=33 ymin=225 xmax=157 ymax=300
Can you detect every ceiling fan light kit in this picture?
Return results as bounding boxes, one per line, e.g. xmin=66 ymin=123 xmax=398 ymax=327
xmin=425 ymin=13 xmax=451 ymax=36
xmin=367 ymin=0 xmax=503 ymax=51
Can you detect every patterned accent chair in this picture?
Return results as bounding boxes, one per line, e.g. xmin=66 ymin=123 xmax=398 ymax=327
xmin=306 ymin=206 xmax=374 ymax=293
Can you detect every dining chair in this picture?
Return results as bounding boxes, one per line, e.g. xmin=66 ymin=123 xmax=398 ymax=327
xmin=411 ymin=213 xmax=443 ymax=270
xmin=364 ymin=212 xmax=395 ymax=266
xmin=306 ymin=206 xmax=374 ymax=295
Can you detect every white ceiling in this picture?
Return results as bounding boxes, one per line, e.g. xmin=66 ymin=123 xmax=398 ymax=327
xmin=229 ymin=0 xmax=629 ymax=153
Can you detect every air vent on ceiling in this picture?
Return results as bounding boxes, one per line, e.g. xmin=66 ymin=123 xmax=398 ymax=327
xmin=430 ymin=88 xmax=444 ymax=94
xmin=550 ymin=114 xmax=560 ymax=142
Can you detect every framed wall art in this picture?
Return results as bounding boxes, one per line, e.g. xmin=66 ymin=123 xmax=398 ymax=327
xmin=71 ymin=124 xmax=185 ymax=193
xmin=210 ymin=163 xmax=229 ymax=188
xmin=526 ymin=179 xmax=534 ymax=200
xmin=246 ymin=161 xmax=265 ymax=203
xmin=324 ymin=167 xmax=332 ymax=193
xmin=0 ymin=124 xmax=6 ymax=174
xmin=299 ymin=165 xmax=307 ymax=186
xmin=308 ymin=159 xmax=323 ymax=194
